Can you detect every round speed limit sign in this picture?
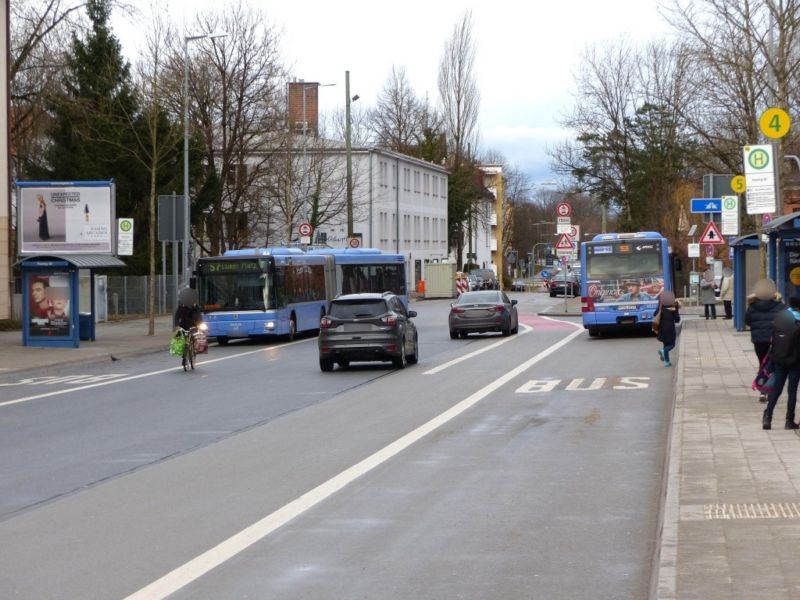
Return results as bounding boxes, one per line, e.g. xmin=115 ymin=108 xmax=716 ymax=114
xmin=298 ymin=222 xmax=313 ymax=237
xmin=348 ymin=237 xmax=361 ymax=248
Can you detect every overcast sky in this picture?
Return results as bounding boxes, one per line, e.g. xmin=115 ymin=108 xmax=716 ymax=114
xmin=112 ymin=0 xmax=673 ymax=183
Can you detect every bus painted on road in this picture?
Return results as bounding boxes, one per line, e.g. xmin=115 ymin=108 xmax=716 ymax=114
xmin=307 ymin=248 xmax=409 ymax=306
xmin=580 ymin=232 xmax=672 ymax=336
xmin=196 ymin=248 xmax=335 ymax=345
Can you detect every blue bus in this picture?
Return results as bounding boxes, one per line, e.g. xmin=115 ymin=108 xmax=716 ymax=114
xmin=307 ymin=248 xmax=409 ymax=306
xmin=580 ymin=232 xmax=672 ymax=337
xmin=196 ymin=248 xmax=336 ymax=345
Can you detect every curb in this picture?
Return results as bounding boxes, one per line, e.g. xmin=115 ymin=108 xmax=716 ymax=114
xmin=3 ymin=344 xmax=169 ymax=378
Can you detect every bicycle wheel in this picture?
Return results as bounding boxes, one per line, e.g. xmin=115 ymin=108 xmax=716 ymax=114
xmin=189 ymin=338 xmax=195 ymax=370
xmin=182 ymin=339 xmax=189 ymax=371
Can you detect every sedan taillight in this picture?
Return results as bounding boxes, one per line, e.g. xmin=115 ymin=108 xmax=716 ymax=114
xmin=320 ymin=316 xmax=333 ymax=329
xmin=492 ymin=305 xmax=505 ymax=313
xmin=451 ymin=307 xmax=465 ymax=314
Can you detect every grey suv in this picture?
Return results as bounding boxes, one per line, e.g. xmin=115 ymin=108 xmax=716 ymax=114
xmin=318 ymin=292 xmax=419 ymax=371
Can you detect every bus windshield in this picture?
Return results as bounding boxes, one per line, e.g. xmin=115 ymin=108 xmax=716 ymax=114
xmin=199 ymin=270 xmax=273 ymax=311
xmin=587 ymin=251 xmax=662 ymax=279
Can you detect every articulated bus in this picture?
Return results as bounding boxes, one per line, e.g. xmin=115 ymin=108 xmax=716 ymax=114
xmin=196 ymin=248 xmax=335 ymax=345
xmin=580 ymin=232 xmax=673 ymax=337
xmin=307 ymin=248 xmax=409 ymax=306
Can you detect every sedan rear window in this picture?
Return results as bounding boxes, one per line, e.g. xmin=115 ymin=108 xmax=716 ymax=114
xmin=457 ymin=291 xmax=501 ymax=304
xmin=330 ymin=299 xmax=388 ymax=318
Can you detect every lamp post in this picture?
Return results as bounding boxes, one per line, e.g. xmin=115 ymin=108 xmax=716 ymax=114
xmin=344 ymin=71 xmax=359 ymax=237
xmin=532 ymin=220 xmax=555 ymax=270
xmin=183 ymin=31 xmax=226 ymax=287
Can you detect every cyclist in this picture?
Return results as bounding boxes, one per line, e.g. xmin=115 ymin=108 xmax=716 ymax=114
xmin=174 ymin=288 xmax=202 ymax=331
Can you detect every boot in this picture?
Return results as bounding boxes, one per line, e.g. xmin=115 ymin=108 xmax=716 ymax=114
xmin=763 ymin=410 xmax=772 ymax=430
xmin=785 ymin=420 xmax=799 ymax=430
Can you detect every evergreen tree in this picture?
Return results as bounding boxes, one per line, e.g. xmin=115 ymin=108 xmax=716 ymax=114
xmin=45 ymin=0 xmax=148 ymax=272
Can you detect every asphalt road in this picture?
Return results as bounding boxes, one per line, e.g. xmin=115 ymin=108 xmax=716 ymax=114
xmin=0 ymin=293 xmax=675 ymax=599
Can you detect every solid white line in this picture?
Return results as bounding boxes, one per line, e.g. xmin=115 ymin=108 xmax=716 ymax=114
xmin=0 ymin=338 xmax=312 ymax=409
xmin=539 ymin=314 xmax=584 ymax=330
xmin=422 ymin=324 xmax=532 ymax=375
xmin=123 ymin=326 xmax=584 ymax=600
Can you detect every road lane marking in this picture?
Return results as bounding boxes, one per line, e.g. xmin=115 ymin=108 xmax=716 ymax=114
xmin=422 ymin=324 xmax=532 ymax=375
xmin=123 ymin=326 xmax=584 ymax=600
xmin=0 ymin=338 xmax=312 ymax=409
xmin=515 ymin=376 xmax=651 ymax=393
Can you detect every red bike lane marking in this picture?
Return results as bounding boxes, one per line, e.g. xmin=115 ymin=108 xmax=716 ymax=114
xmin=518 ymin=313 xmax=578 ymax=331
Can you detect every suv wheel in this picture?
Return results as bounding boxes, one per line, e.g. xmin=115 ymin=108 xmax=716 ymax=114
xmin=319 ymin=357 xmax=334 ymax=372
xmin=392 ymin=339 xmax=407 ymax=369
xmin=407 ymin=335 xmax=419 ymax=365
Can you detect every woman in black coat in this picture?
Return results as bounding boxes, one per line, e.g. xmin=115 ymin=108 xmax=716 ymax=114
xmin=745 ymin=278 xmax=786 ymax=401
xmin=656 ymin=291 xmax=681 ymax=367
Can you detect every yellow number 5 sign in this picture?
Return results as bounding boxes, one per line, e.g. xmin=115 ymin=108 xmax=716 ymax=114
xmin=759 ymin=107 xmax=791 ymax=139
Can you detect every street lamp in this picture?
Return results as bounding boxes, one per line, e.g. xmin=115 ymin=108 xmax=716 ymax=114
xmin=345 ymin=71 xmax=359 ymax=237
xmin=183 ymin=31 xmax=226 ymax=287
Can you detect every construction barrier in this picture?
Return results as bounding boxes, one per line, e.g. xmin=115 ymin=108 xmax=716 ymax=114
xmin=456 ymin=276 xmax=469 ymax=296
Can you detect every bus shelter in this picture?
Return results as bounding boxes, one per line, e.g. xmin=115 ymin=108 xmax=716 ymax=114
xmin=764 ymin=211 xmax=800 ymax=303
xmin=730 ymin=233 xmax=762 ymax=332
xmin=17 ymin=254 xmax=125 ymax=347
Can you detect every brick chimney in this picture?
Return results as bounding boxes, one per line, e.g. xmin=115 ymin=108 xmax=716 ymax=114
xmin=287 ymin=81 xmax=319 ymax=137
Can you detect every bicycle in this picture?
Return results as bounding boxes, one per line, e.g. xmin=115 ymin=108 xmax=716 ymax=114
xmin=177 ymin=327 xmax=197 ymax=371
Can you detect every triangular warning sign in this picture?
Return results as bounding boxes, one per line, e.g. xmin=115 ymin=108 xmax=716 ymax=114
xmin=700 ymin=221 xmax=724 ymax=244
xmin=555 ymin=233 xmax=575 ymax=250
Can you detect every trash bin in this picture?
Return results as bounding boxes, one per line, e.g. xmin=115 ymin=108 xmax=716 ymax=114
xmin=79 ymin=313 xmax=93 ymax=341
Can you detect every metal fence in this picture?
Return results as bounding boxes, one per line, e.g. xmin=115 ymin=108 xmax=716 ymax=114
xmin=106 ymin=276 xmax=179 ymax=317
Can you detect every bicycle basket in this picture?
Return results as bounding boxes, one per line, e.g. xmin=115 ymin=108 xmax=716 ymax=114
xmin=169 ymin=335 xmax=186 ymax=357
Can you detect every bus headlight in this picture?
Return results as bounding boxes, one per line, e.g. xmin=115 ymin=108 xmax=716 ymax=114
xmin=264 ymin=321 xmax=275 ymax=330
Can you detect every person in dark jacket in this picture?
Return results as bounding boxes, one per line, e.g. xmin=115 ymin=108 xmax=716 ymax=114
xmin=655 ymin=291 xmax=681 ymax=367
xmin=745 ymin=278 xmax=786 ymax=401
xmin=762 ymin=310 xmax=800 ymax=430
xmin=174 ymin=287 xmax=202 ymax=331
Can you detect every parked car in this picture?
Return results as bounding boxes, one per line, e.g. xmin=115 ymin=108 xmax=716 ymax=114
xmin=468 ymin=274 xmax=481 ymax=291
xmin=549 ymin=272 xmax=580 ymax=297
xmin=318 ymin=292 xmax=418 ymax=371
xmin=510 ymin=278 xmax=526 ymax=292
xmin=448 ymin=290 xmax=519 ymax=338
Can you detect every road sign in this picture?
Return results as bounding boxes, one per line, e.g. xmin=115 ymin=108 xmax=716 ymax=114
xmin=687 ymin=224 xmax=697 ymax=237
xmin=690 ymin=198 xmax=722 ymax=213
xmin=540 ymin=270 xmax=550 ymax=279
xmin=705 ymin=244 xmax=714 ymax=257
xmin=731 ymin=175 xmax=746 ymax=194
xmin=743 ymin=144 xmax=776 ymax=214
xmin=720 ymin=195 xmax=739 ymax=236
xmin=298 ymin=222 xmax=313 ymax=237
xmin=759 ymin=107 xmax=791 ymax=139
xmin=556 ymin=203 xmax=572 ymax=217
xmin=560 ymin=255 xmax=569 ymax=265
xmin=555 ymin=233 xmax=574 ymax=250
xmin=347 ymin=237 xmax=361 ymax=248
xmin=556 ymin=216 xmax=571 ymax=233
xmin=699 ymin=220 xmax=724 ymax=244
xmin=688 ymin=243 xmax=700 ymax=258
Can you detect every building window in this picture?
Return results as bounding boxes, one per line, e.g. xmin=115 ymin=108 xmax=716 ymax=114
xmin=424 ymin=217 xmax=430 ymax=247
xmin=414 ymin=216 xmax=420 ymax=244
xmin=423 ymin=173 xmax=430 ymax=196
xmin=414 ymin=171 xmax=420 ymax=194
xmin=391 ymin=164 xmax=397 ymax=189
xmin=404 ymin=215 xmax=411 ymax=244
xmin=432 ymin=176 xmax=438 ymax=197
xmin=404 ymin=168 xmax=411 ymax=192
xmin=441 ymin=179 xmax=447 ymax=199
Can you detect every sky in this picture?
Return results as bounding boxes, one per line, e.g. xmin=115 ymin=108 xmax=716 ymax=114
xmin=111 ymin=0 xmax=674 ymax=184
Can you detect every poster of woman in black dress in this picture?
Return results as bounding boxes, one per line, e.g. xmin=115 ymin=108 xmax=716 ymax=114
xmin=37 ymin=194 xmax=50 ymax=240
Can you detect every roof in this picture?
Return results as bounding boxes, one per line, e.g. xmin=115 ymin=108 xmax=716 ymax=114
xmin=15 ymin=254 xmax=127 ymax=268
xmin=763 ymin=211 xmax=800 ymax=232
xmin=730 ymin=233 xmax=760 ymax=246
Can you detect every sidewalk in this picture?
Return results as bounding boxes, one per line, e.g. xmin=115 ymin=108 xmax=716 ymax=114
xmin=0 ymin=315 xmax=174 ymax=376
xmin=658 ymin=317 xmax=800 ymax=599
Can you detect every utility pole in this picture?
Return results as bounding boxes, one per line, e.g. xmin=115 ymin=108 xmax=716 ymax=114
xmin=345 ymin=71 xmax=354 ymax=237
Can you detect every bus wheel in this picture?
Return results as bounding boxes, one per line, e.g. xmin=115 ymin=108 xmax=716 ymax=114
xmin=217 ymin=336 xmax=229 ymax=346
xmin=287 ymin=316 xmax=296 ymax=342
xmin=588 ymin=327 xmax=599 ymax=338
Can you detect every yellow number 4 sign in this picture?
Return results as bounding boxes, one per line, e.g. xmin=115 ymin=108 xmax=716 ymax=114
xmin=759 ymin=107 xmax=791 ymax=139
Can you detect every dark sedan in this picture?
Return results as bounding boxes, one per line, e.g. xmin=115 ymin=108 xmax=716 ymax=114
xmin=449 ymin=290 xmax=519 ymax=338
xmin=549 ymin=272 xmax=580 ymax=297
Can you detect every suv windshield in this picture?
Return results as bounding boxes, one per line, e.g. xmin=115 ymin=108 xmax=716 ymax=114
xmin=330 ymin=299 xmax=388 ymax=319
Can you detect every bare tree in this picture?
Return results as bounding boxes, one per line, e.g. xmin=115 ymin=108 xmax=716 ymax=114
xmin=165 ymin=0 xmax=287 ymax=255
xmin=370 ymin=66 xmax=423 ymax=153
xmin=438 ymin=10 xmax=480 ymax=166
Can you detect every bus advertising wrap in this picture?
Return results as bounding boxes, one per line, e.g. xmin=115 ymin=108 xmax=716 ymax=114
xmin=18 ymin=183 xmax=114 ymax=254
xmin=586 ymin=277 xmax=665 ymax=303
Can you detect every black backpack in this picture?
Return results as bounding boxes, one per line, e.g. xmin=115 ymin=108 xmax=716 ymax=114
xmin=770 ymin=311 xmax=800 ymax=367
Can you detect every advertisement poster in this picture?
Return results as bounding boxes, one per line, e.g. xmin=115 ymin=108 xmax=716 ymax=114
xmin=19 ymin=184 xmax=113 ymax=254
xmin=783 ymin=240 xmax=800 ymax=300
xmin=586 ymin=277 xmax=665 ymax=304
xmin=28 ymin=273 xmax=72 ymax=338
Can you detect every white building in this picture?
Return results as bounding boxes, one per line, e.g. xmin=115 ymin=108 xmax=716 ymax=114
xmin=313 ymin=147 xmax=449 ymax=286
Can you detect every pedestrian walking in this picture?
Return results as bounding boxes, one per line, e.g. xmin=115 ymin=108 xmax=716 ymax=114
xmin=745 ymin=278 xmax=785 ymax=402
xmin=699 ymin=269 xmax=717 ymax=319
xmin=719 ymin=267 xmax=734 ymax=319
xmin=654 ymin=290 xmax=680 ymax=367
xmin=762 ymin=309 xmax=800 ymax=430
